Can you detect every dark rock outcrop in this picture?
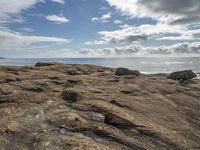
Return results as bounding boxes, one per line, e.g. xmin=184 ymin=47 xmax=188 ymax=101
xmin=167 ymin=70 xmax=197 ymax=81
xmin=35 ymin=62 xmax=61 ymax=67
xmin=115 ymin=67 xmax=140 ymax=76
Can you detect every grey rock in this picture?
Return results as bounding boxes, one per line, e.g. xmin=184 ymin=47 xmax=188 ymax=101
xmin=35 ymin=62 xmax=60 ymax=67
xmin=167 ymin=70 xmax=197 ymax=81
xmin=115 ymin=68 xmax=140 ymax=76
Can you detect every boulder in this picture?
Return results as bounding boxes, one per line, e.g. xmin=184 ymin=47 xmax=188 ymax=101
xmin=115 ymin=68 xmax=140 ymax=76
xmin=167 ymin=70 xmax=197 ymax=81
xmin=35 ymin=62 xmax=60 ymax=67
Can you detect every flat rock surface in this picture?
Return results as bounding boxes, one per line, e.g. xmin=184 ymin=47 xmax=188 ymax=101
xmin=0 ymin=62 xmax=200 ymax=150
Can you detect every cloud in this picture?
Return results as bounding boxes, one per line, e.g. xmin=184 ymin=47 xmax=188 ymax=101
xmin=0 ymin=30 xmax=71 ymax=52
xmin=85 ymin=23 xmax=185 ymax=45
xmin=80 ymin=41 xmax=200 ymax=57
xmin=46 ymin=14 xmax=69 ymax=24
xmin=158 ymin=28 xmax=200 ymax=40
xmin=91 ymin=17 xmax=99 ymax=22
xmin=51 ymin=0 xmax=65 ymax=5
xmin=0 ymin=0 xmax=73 ymax=58
xmin=114 ymin=20 xmax=122 ymax=24
xmin=5 ymin=41 xmax=199 ymax=58
xmin=80 ymin=42 xmax=141 ymax=56
xmin=19 ymin=27 xmax=34 ymax=32
xmin=91 ymin=12 xmax=112 ymax=23
xmin=101 ymin=13 xmax=112 ymax=22
xmin=84 ymin=40 xmax=107 ymax=45
xmin=145 ymin=42 xmax=200 ymax=55
xmin=31 ymin=41 xmax=200 ymax=58
xmin=105 ymin=0 xmax=200 ymax=25
xmin=0 ymin=0 xmax=44 ymax=25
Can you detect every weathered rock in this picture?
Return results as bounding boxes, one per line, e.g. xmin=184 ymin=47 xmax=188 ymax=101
xmin=35 ymin=62 xmax=60 ymax=67
xmin=115 ymin=67 xmax=140 ymax=76
xmin=0 ymin=62 xmax=200 ymax=150
xmin=167 ymin=70 xmax=197 ymax=81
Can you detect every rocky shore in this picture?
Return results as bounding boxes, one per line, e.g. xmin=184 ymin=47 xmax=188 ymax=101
xmin=0 ymin=62 xmax=200 ymax=150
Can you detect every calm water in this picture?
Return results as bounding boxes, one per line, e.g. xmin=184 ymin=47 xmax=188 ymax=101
xmin=0 ymin=57 xmax=200 ymax=74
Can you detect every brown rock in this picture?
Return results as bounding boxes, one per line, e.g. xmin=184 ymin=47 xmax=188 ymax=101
xmin=0 ymin=62 xmax=199 ymax=150
xmin=35 ymin=62 xmax=61 ymax=67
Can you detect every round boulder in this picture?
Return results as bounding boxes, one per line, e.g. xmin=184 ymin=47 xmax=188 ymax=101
xmin=167 ymin=70 xmax=197 ymax=81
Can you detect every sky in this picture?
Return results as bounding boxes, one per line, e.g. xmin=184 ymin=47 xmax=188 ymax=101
xmin=0 ymin=0 xmax=200 ymax=58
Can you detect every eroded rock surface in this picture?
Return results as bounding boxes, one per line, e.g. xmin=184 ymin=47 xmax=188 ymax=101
xmin=0 ymin=62 xmax=199 ymax=150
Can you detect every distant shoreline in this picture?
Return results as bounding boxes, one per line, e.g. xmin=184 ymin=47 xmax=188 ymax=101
xmin=0 ymin=58 xmax=199 ymax=78
xmin=0 ymin=61 xmax=199 ymax=79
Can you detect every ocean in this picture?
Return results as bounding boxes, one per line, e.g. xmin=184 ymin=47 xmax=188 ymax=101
xmin=0 ymin=57 xmax=200 ymax=75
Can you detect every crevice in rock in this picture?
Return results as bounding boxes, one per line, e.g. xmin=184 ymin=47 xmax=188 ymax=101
xmin=110 ymin=100 xmax=130 ymax=109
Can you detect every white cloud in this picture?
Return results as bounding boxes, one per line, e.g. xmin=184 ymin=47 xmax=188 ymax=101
xmin=46 ymin=14 xmax=69 ymax=24
xmin=19 ymin=27 xmax=34 ymax=32
xmin=37 ymin=41 xmax=200 ymax=58
xmin=144 ymin=42 xmax=200 ymax=55
xmin=0 ymin=0 xmax=44 ymax=25
xmin=0 ymin=0 xmax=73 ymax=58
xmin=114 ymin=20 xmax=122 ymax=24
xmin=0 ymin=30 xmax=71 ymax=52
xmin=84 ymin=40 xmax=107 ymax=45
xmin=85 ymin=23 xmax=185 ymax=45
xmin=91 ymin=13 xmax=112 ymax=23
xmin=91 ymin=17 xmax=99 ymax=22
xmin=80 ymin=41 xmax=200 ymax=57
xmin=51 ymin=0 xmax=65 ymax=5
xmin=101 ymin=13 xmax=112 ymax=22
xmin=80 ymin=42 xmax=141 ymax=56
xmin=105 ymin=0 xmax=200 ymax=25
xmin=31 ymin=41 xmax=199 ymax=58
xmin=158 ymin=28 xmax=200 ymax=41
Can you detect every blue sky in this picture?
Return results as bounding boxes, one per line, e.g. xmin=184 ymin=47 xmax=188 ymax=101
xmin=0 ymin=0 xmax=200 ymax=58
